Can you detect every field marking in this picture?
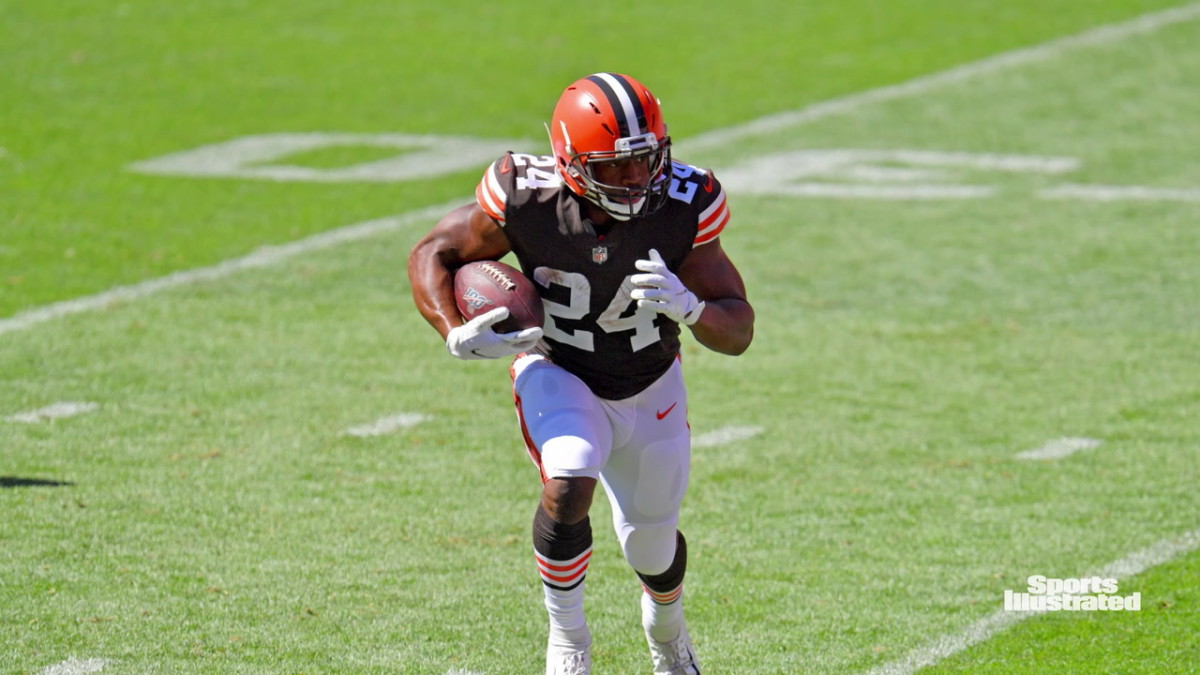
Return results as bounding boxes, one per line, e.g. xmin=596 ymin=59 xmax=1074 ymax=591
xmin=862 ymin=526 xmax=1200 ymax=675
xmin=1015 ymin=437 xmax=1103 ymax=460
xmin=692 ymin=425 xmax=764 ymax=448
xmin=683 ymin=2 xmax=1200 ymax=151
xmin=6 ymin=401 xmax=100 ymax=423
xmin=41 ymin=658 xmax=109 ymax=675
xmin=0 ymin=202 xmax=458 ymax=336
xmin=1 ymin=8 xmax=1193 ymax=674
xmin=3 ymin=2 xmax=1197 ymax=340
xmin=342 ymin=413 xmax=431 ymax=437
xmin=1040 ymin=183 xmax=1200 ymax=202
xmin=128 ymin=132 xmax=520 ymax=183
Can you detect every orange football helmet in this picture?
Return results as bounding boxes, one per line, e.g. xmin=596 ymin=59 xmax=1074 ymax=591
xmin=549 ymin=73 xmax=673 ymax=220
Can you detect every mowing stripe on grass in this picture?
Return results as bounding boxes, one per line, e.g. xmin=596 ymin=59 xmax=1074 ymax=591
xmin=1015 ymin=437 xmax=1103 ymax=461
xmin=683 ymin=2 xmax=1200 ymax=152
xmin=4 ymin=3 xmax=1199 ymax=338
xmin=861 ymin=526 xmax=1200 ymax=675
xmin=40 ymin=658 xmax=109 ymax=675
xmin=5 ymin=402 xmax=100 ymax=423
xmin=0 ymin=203 xmax=460 ymax=336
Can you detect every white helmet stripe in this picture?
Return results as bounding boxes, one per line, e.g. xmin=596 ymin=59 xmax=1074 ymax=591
xmin=591 ymin=72 xmax=643 ymax=137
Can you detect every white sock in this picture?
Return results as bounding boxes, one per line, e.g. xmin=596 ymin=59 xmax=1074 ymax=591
xmin=545 ymin=583 xmax=590 ymax=648
xmin=642 ymin=589 xmax=685 ymax=643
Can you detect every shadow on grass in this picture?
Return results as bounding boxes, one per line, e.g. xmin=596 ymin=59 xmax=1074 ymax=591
xmin=0 ymin=476 xmax=74 ymax=488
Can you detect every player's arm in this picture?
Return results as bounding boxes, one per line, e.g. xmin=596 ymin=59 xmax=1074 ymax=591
xmin=629 ymin=168 xmax=752 ymax=355
xmin=407 ymin=202 xmax=513 ymax=340
xmin=676 ymin=238 xmax=754 ymax=355
xmin=631 ymin=239 xmax=754 ymax=356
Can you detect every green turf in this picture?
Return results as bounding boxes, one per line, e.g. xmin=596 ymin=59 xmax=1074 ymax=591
xmin=3 ymin=2 xmax=1200 ymax=674
xmin=926 ymin=550 xmax=1200 ymax=673
xmin=0 ymin=0 xmax=1191 ymax=316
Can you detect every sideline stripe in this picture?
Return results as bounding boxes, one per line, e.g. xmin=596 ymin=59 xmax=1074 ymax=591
xmin=861 ymin=527 xmax=1200 ymax=675
xmin=0 ymin=202 xmax=460 ymax=336
xmin=5 ymin=4 xmax=1199 ymax=337
xmin=1015 ymin=437 xmax=1102 ymax=460
xmin=684 ymin=2 xmax=1200 ymax=151
xmin=41 ymin=659 xmax=110 ymax=675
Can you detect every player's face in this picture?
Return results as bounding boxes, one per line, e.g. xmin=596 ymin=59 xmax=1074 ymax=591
xmin=591 ymin=156 xmax=651 ymax=191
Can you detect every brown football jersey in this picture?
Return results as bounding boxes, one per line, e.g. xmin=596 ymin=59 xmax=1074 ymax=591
xmin=475 ymin=152 xmax=730 ymax=399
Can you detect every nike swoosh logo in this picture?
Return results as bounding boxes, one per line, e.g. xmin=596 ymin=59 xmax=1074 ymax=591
xmin=656 ymin=402 xmax=677 ymax=420
xmin=702 ymin=173 xmax=714 ymax=193
xmin=499 ymin=155 xmax=512 ymax=174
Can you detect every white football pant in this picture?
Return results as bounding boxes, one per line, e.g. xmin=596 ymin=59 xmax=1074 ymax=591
xmin=512 ymin=354 xmax=690 ymax=574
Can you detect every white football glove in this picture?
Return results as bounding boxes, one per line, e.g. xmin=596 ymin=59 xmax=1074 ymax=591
xmin=630 ymin=249 xmax=706 ymax=326
xmin=445 ymin=307 xmax=543 ymax=360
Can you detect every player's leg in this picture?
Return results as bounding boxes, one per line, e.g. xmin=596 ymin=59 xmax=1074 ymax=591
xmin=512 ymin=354 xmax=613 ymax=673
xmin=597 ymin=359 xmax=700 ymax=672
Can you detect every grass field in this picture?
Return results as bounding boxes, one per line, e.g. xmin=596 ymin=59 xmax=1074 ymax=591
xmin=3 ymin=2 xmax=1199 ymax=673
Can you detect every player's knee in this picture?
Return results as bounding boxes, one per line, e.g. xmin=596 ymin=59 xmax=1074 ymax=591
xmin=539 ymin=434 xmax=604 ymax=484
xmin=620 ymin=526 xmax=677 ymax=575
xmin=541 ymin=434 xmax=595 ymax=465
xmin=540 ymin=476 xmax=596 ymax=525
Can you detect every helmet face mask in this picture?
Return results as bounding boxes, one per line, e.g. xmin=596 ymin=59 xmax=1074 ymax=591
xmin=550 ymin=73 xmax=673 ymax=221
xmin=563 ymin=134 xmax=673 ymax=221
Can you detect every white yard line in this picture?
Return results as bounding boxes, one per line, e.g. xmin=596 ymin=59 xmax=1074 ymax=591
xmin=1015 ymin=437 xmax=1103 ymax=460
xmin=1040 ymin=183 xmax=1200 ymax=202
xmin=692 ymin=425 xmax=763 ymax=448
xmin=1 ymin=5 xmax=1196 ymax=337
xmin=342 ymin=413 xmax=431 ymax=437
xmin=862 ymin=527 xmax=1200 ymax=675
xmin=683 ymin=2 xmax=1200 ymax=151
xmin=0 ymin=203 xmax=458 ymax=336
xmin=40 ymin=658 xmax=110 ymax=675
xmin=5 ymin=401 xmax=100 ymax=423
xmin=5 ymin=9 xmax=1197 ymax=674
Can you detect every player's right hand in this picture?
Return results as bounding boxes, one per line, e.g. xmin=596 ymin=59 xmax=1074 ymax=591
xmin=445 ymin=307 xmax=543 ymax=360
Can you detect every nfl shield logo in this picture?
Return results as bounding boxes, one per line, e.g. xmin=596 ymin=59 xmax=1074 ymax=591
xmin=592 ymin=246 xmax=608 ymax=264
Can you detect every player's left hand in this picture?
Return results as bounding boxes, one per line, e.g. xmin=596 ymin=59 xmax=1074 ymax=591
xmin=445 ymin=307 xmax=543 ymax=360
xmin=631 ymin=249 xmax=706 ymax=325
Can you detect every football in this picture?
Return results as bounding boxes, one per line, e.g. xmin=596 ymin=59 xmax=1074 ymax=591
xmin=453 ymin=260 xmax=545 ymax=333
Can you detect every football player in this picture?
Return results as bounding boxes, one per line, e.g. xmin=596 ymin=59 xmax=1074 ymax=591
xmin=409 ymin=72 xmax=754 ymax=675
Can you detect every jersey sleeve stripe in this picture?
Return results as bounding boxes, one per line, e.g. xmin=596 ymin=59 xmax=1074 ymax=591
xmin=697 ymin=188 xmax=726 ymax=225
xmin=475 ymin=161 xmax=508 ymax=224
xmin=693 ymin=206 xmax=729 ymax=246
xmin=693 ymin=190 xmax=729 ymax=246
xmin=476 ymin=181 xmax=504 ymax=223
